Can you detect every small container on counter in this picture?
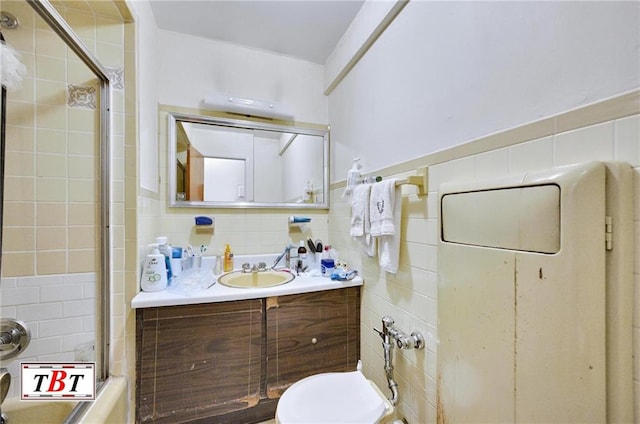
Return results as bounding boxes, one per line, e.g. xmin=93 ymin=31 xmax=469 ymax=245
xmin=321 ymin=259 xmax=335 ymax=278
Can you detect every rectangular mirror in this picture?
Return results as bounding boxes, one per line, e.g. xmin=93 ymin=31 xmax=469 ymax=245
xmin=169 ymin=112 xmax=330 ymax=208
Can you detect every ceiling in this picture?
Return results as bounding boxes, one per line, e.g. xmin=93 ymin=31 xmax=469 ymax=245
xmin=148 ymin=0 xmax=365 ymax=65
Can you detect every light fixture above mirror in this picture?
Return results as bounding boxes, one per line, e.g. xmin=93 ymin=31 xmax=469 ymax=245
xmin=168 ymin=112 xmax=330 ymax=209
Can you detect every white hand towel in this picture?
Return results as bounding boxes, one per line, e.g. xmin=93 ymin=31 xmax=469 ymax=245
xmin=369 ymin=179 xmax=398 ymax=236
xmin=350 ymin=183 xmax=377 ymax=257
xmin=350 ymin=183 xmax=371 ymax=237
xmin=378 ymin=185 xmax=402 ymax=273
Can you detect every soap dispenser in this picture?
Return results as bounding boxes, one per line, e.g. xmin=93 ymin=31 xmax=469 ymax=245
xmin=140 ymin=244 xmax=168 ymax=292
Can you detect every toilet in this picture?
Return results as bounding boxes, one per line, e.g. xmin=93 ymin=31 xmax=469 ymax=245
xmin=275 ymin=368 xmax=394 ymax=424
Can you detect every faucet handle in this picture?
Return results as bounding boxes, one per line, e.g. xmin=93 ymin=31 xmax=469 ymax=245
xmin=257 ymin=262 xmax=267 ymax=272
xmin=373 ymin=327 xmax=384 ymax=339
xmin=241 ymin=263 xmax=251 ymax=273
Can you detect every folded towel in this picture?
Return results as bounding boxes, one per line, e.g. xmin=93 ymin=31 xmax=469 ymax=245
xmin=350 ymin=183 xmax=371 ymax=237
xmin=378 ymin=184 xmax=402 ymax=273
xmin=370 ymin=179 xmax=398 ymax=236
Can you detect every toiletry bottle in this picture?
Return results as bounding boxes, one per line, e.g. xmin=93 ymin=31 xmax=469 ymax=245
xmin=141 ymin=244 xmax=168 ymax=292
xmin=303 ymin=181 xmax=314 ymax=203
xmin=223 ymin=244 xmax=234 ymax=272
xmin=297 ymin=240 xmax=307 ymax=271
xmin=345 ymin=158 xmax=361 ymax=198
xmin=156 ymin=236 xmax=173 ymax=282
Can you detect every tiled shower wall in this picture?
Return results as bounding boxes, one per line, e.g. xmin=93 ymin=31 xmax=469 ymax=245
xmin=0 ymin=0 xmax=132 ymax=394
xmin=328 ymin=93 xmax=640 ymax=423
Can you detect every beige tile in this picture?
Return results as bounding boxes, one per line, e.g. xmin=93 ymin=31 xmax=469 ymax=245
xmin=509 ymin=136 xmax=554 ymax=173
xmin=614 ymin=114 xmax=640 ymax=166
xmin=36 ymin=178 xmax=67 ymax=202
xmin=555 ymin=91 xmax=640 ymax=134
xmin=88 ymin=1 xmax=123 ymax=20
xmin=68 ymin=131 xmax=97 ymax=155
xmin=36 ymin=104 xmax=67 ymax=130
xmin=68 ymin=179 xmax=96 ymax=202
xmin=68 ymin=155 xmax=96 ymax=178
xmin=37 ymin=128 xmax=67 ymax=154
xmin=37 ymin=153 xmax=67 ymax=177
xmin=36 ymin=80 xmax=67 ymax=106
xmin=6 ymin=125 xmax=35 ymax=153
xmin=3 ymin=227 xmax=35 ymax=251
xmin=64 ymin=9 xmax=97 ymax=42
xmin=4 ymin=176 xmax=35 ymax=202
xmin=35 ymin=29 xmax=67 ymax=58
xmin=96 ymin=41 xmax=123 ymax=67
xmin=36 ymin=251 xmax=67 ymax=275
xmin=10 ymin=77 xmax=35 ymax=103
xmin=1 ymin=252 xmax=35 ymax=277
xmin=6 ymin=100 xmax=36 ymax=127
xmin=37 ymin=203 xmax=67 ymax=226
xmin=68 ymin=108 xmax=98 ymax=133
xmin=68 ymin=226 xmax=97 ymax=249
xmin=4 ymin=202 xmax=35 ymax=227
xmin=36 ymin=56 xmax=67 ymax=82
xmin=96 ymin=16 xmax=123 ymax=45
xmin=5 ymin=151 xmax=35 ymax=177
xmin=68 ymin=202 xmax=98 ymax=226
xmin=495 ymin=117 xmax=555 ymax=148
xmin=553 ymin=121 xmax=615 ymax=166
xmin=37 ymin=227 xmax=67 ymax=250
xmin=67 ymin=59 xmax=96 ymax=85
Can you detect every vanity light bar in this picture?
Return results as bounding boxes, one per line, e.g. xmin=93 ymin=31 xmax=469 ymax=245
xmin=203 ymin=94 xmax=293 ymax=120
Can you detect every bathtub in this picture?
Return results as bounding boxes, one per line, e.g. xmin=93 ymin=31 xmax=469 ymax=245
xmin=1 ymin=376 xmax=127 ymax=424
xmin=1 ymin=398 xmax=77 ymax=424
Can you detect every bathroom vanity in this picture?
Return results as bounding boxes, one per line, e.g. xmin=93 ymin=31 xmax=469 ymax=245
xmin=133 ymin=275 xmax=361 ymax=424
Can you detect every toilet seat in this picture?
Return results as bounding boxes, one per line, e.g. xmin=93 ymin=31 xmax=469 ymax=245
xmin=276 ymin=370 xmax=391 ymax=424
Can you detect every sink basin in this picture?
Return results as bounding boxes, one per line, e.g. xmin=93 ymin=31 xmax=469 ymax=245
xmin=217 ymin=270 xmax=295 ymax=288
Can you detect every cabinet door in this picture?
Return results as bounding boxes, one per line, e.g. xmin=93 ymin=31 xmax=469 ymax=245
xmin=265 ymin=287 xmax=360 ymax=398
xmin=136 ymin=300 xmax=263 ymax=424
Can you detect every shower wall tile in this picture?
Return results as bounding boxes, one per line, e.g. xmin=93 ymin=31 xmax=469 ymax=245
xmin=35 ymin=29 xmax=67 ymax=57
xmin=1 ymin=253 xmax=34 ymax=277
xmin=36 ymin=178 xmax=66 ymax=202
xmin=36 ymin=251 xmax=66 ymax=274
xmin=36 ymin=154 xmax=67 ymax=177
xmin=68 ymin=250 xmax=96 ymax=273
xmin=105 ymin=65 xmax=125 ymax=90
xmin=36 ymin=55 xmax=66 ymax=81
xmin=4 ymin=202 xmax=35 ymax=226
xmin=37 ymin=203 xmax=67 ymax=226
xmin=36 ymin=227 xmax=66 ymax=250
xmin=36 ymin=128 xmax=67 ymax=153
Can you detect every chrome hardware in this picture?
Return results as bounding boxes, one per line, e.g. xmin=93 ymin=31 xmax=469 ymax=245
xmin=0 ymin=319 xmax=31 ymax=360
xmin=257 ymin=262 xmax=267 ymax=272
xmin=373 ymin=316 xmax=425 ymax=405
xmin=272 ymin=245 xmax=293 ymax=269
xmin=241 ymin=263 xmax=252 ymax=273
xmin=311 ymin=338 xmax=317 ymax=344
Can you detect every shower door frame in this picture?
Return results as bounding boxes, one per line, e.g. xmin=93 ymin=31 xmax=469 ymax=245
xmin=25 ymin=0 xmax=111 ymax=381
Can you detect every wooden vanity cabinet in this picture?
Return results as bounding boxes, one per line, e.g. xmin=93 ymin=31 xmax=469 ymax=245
xmin=135 ymin=286 xmax=360 ymax=424
xmin=265 ymin=287 xmax=361 ymax=398
xmin=136 ymin=299 xmax=264 ymax=424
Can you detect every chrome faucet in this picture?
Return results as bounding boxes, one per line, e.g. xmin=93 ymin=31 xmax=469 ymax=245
xmin=272 ymin=245 xmax=293 ymax=269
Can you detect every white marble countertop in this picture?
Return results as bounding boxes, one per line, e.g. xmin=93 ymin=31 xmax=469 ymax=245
xmin=131 ymin=273 xmax=363 ymax=308
xmin=131 ymin=254 xmax=363 ymax=309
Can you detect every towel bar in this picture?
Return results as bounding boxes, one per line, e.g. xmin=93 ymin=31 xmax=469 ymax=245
xmin=394 ymin=166 xmax=428 ymax=196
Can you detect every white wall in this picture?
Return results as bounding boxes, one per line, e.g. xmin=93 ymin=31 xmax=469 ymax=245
xmin=329 ymin=1 xmax=640 ymax=179
xmin=157 ymin=30 xmax=328 ymax=124
xmin=127 ymin=0 xmax=160 ymax=193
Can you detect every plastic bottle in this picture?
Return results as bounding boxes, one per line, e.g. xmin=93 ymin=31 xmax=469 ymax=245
xmin=140 ymin=244 xmax=168 ymax=292
xmin=343 ymin=158 xmax=361 ymax=199
xmin=156 ymin=236 xmax=173 ymax=282
xmin=297 ymin=240 xmax=308 ymax=271
xmin=303 ymin=181 xmax=314 ymax=203
xmin=223 ymin=244 xmax=234 ymax=272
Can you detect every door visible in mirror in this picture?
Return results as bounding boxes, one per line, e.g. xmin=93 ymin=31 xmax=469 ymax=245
xmin=169 ymin=113 xmax=329 ymax=209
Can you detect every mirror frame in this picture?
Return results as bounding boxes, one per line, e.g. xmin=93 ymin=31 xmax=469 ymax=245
xmin=168 ymin=112 xmax=330 ymax=209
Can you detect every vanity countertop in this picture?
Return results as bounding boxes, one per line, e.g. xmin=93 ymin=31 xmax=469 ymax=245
xmin=131 ymin=271 xmax=363 ymax=309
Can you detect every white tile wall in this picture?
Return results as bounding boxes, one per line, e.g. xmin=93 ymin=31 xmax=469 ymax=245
xmin=330 ymin=112 xmax=640 ymax=422
xmin=0 ymin=272 xmax=96 ymax=398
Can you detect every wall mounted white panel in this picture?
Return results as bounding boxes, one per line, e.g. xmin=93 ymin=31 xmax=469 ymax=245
xmin=438 ymin=162 xmax=607 ymax=423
